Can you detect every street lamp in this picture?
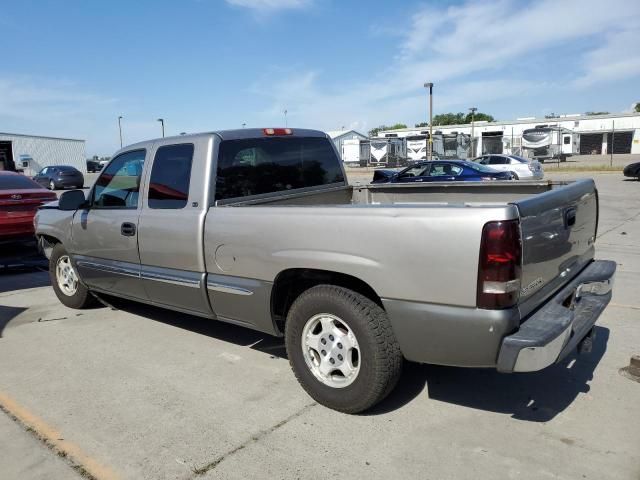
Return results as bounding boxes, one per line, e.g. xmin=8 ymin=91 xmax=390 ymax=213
xmin=157 ymin=118 xmax=165 ymax=138
xmin=118 ymin=116 xmax=123 ymax=148
xmin=469 ymin=107 xmax=477 ymax=157
xmin=424 ymin=83 xmax=434 ymax=160
xmin=284 ymin=109 xmax=288 ymax=127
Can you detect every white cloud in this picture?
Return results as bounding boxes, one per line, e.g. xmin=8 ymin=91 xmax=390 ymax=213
xmin=252 ymin=0 xmax=640 ymax=132
xmin=225 ymin=0 xmax=310 ymax=10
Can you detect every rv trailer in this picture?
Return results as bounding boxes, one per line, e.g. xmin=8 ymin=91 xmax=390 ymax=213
xmin=521 ymin=125 xmax=578 ymax=162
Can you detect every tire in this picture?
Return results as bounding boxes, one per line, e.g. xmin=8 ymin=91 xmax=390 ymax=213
xmin=510 ymin=171 xmax=519 ymax=180
xmin=285 ymin=285 xmax=403 ymax=414
xmin=49 ymin=243 xmax=96 ymax=309
xmin=48 ymin=180 xmax=56 ymax=190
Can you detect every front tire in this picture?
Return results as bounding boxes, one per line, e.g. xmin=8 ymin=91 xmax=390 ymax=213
xmin=49 ymin=243 xmax=96 ymax=309
xmin=48 ymin=180 xmax=56 ymax=190
xmin=285 ymin=285 xmax=403 ymax=414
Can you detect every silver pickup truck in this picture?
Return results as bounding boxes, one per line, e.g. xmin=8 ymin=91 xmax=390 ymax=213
xmin=35 ymin=128 xmax=615 ymax=413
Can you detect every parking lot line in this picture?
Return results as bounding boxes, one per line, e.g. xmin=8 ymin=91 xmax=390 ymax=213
xmin=0 ymin=391 xmax=120 ymax=480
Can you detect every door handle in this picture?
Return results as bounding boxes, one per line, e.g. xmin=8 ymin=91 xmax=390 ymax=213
xmin=121 ymin=222 xmax=136 ymax=236
xmin=564 ymin=208 xmax=577 ymax=228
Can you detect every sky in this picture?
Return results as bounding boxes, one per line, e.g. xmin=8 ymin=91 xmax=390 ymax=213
xmin=1 ymin=0 xmax=640 ymax=156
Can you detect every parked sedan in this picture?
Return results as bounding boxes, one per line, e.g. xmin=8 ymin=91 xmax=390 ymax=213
xmin=472 ymin=154 xmax=544 ymax=180
xmin=33 ymin=165 xmax=84 ymax=190
xmin=623 ymin=161 xmax=640 ymax=179
xmin=0 ymin=171 xmax=57 ymax=243
xmin=372 ymin=160 xmax=513 ymax=184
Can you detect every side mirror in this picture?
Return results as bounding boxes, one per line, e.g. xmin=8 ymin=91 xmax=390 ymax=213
xmin=59 ymin=190 xmax=87 ymax=211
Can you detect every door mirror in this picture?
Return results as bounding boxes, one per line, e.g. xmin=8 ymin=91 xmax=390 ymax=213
xmin=59 ymin=190 xmax=87 ymax=211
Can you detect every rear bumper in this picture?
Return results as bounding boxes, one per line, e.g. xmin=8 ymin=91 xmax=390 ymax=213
xmin=497 ymin=260 xmax=616 ymax=373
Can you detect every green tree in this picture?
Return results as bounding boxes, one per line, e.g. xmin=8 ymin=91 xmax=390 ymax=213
xmin=635 ymin=102 xmax=640 ymax=113
xmin=414 ymin=122 xmax=429 ymax=128
xmin=430 ymin=112 xmax=495 ymax=126
xmin=368 ymin=123 xmax=408 ymax=137
xmin=585 ymin=111 xmax=609 ymax=116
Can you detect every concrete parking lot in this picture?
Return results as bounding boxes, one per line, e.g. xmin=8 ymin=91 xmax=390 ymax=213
xmin=1 ymin=172 xmax=639 ymax=480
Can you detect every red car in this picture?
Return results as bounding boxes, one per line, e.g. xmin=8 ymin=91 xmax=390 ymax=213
xmin=0 ymin=171 xmax=57 ymax=243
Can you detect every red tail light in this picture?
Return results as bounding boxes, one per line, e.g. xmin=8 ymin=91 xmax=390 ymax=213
xmin=263 ymin=128 xmax=292 ymax=136
xmin=477 ymin=220 xmax=521 ymax=309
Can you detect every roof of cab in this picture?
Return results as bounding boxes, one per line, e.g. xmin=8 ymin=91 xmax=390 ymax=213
xmin=116 ymin=128 xmax=329 ymax=156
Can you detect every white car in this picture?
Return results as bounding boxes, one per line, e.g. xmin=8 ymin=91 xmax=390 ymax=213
xmin=473 ymin=154 xmax=544 ymax=180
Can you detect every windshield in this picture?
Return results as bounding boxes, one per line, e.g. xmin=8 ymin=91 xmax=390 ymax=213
xmin=0 ymin=174 xmax=44 ymax=190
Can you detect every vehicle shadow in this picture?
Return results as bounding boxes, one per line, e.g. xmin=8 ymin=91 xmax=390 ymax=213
xmin=94 ymin=296 xmax=609 ymax=420
xmin=0 ymin=305 xmax=28 ymax=338
xmin=369 ymin=326 xmax=609 ymax=421
xmin=104 ymin=296 xmax=288 ymax=359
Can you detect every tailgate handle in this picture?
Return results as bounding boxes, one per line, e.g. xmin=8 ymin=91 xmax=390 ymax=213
xmin=564 ymin=207 xmax=577 ymax=228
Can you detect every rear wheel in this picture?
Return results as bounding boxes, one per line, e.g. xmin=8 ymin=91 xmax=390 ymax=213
xmin=285 ymin=285 xmax=403 ymax=413
xmin=50 ymin=243 xmax=96 ymax=309
xmin=48 ymin=180 xmax=56 ymax=190
xmin=510 ymin=171 xmax=519 ymax=180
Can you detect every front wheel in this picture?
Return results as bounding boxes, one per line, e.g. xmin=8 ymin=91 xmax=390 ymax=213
xmin=49 ymin=243 xmax=96 ymax=309
xmin=285 ymin=285 xmax=403 ymax=414
xmin=48 ymin=180 xmax=56 ymax=190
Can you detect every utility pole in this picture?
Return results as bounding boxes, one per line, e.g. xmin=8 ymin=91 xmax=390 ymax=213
xmin=284 ymin=109 xmax=288 ymax=127
xmin=611 ymin=120 xmax=615 ymax=167
xmin=424 ymin=83 xmax=434 ymax=160
xmin=157 ymin=118 xmax=165 ymax=138
xmin=469 ymin=107 xmax=477 ymax=157
xmin=118 ymin=116 xmax=123 ymax=148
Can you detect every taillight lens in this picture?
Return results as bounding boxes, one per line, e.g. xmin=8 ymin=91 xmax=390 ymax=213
xmin=263 ymin=128 xmax=292 ymax=136
xmin=477 ymin=220 xmax=521 ymax=309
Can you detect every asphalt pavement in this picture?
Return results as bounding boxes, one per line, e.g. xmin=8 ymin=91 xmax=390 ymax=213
xmin=0 ymin=172 xmax=638 ymax=479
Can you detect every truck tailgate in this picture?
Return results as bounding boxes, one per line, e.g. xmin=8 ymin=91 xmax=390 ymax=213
xmin=514 ymin=179 xmax=598 ymax=318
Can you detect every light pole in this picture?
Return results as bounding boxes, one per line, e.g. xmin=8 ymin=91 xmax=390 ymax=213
xmin=424 ymin=83 xmax=433 ymax=160
xmin=157 ymin=118 xmax=165 ymax=138
xmin=284 ymin=109 xmax=288 ymax=127
xmin=469 ymin=107 xmax=477 ymax=157
xmin=118 ymin=116 xmax=123 ymax=148
xmin=242 ymin=123 xmax=246 ymax=128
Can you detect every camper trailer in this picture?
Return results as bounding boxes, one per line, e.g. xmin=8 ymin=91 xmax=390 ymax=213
xmin=521 ymin=125 xmax=578 ymax=162
xmin=361 ymin=138 xmax=406 ymax=167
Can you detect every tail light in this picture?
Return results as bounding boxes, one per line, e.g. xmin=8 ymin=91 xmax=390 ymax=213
xmin=477 ymin=220 xmax=521 ymax=309
xmin=263 ymin=128 xmax=292 ymax=136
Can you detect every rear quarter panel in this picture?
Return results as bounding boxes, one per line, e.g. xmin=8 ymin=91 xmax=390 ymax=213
xmin=203 ymin=204 xmax=518 ymax=307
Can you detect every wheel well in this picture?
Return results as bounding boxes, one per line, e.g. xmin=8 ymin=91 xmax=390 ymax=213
xmin=271 ymin=268 xmax=383 ymax=332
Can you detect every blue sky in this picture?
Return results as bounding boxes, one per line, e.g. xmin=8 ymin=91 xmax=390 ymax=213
xmin=2 ymin=0 xmax=640 ymax=155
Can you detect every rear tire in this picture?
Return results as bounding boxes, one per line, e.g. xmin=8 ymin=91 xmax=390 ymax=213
xmin=285 ymin=285 xmax=403 ymax=414
xmin=49 ymin=243 xmax=96 ymax=309
xmin=48 ymin=180 xmax=56 ymax=190
xmin=510 ymin=171 xmax=519 ymax=180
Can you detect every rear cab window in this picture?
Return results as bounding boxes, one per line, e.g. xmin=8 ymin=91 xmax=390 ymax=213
xmin=214 ymin=136 xmax=345 ymax=203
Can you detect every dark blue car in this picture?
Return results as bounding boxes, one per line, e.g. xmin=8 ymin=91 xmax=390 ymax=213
xmin=371 ymin=160 xmax=513 ymax=184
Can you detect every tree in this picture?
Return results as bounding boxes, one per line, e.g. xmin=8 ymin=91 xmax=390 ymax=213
xmin=414 ymin=122 xmax=429 ymax=128
xmin=585 ymin=111 xmax=609 ymax=116
xmin=368 ymin=123 xmax=407 ymax=137
xmin=635 ymin=102 xmax=640 ymax=113
xmin=430 ymin=112 xmax=495 ymax=126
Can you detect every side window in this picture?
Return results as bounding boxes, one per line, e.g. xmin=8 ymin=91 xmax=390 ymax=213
xmin=92 ymin=150 xmax=145 ymax=209
xmin=398 ymin=164 xmax=428 ymax=178
xmin=563 ymin=136 xmax=571 ymax=145
xmin=429 ymin=164 xmax=463 ymax=176
xmin=489 ymin=156 xmax=507 ymax=165
xmin=148 ymin=144 xmax=194 ymax=209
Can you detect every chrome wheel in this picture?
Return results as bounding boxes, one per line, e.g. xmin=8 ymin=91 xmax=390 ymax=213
xmin=301 ymin=313 xmax=361 ymax=388
xmin=56 ymin=255 xmax=78 ymax=296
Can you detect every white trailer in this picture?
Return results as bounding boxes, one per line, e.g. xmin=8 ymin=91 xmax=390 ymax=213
xmin=521 ymin=126 xmax=578 ymax=162
xmin=341 ymin=139 xmax=361 ymax=165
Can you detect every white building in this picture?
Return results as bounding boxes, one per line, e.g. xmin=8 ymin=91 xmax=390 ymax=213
xmin=327 ymin=130 xmax=368 ymax=162
xmin=0 ymin=132 xmax=86 ymax=176
xmin=377 ymin=112 xmax=640 ymax=157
